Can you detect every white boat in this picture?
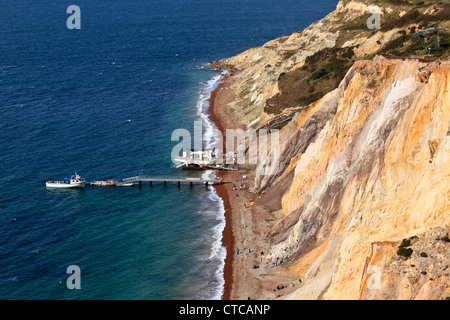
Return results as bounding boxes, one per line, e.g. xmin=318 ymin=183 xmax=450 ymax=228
xmin=46 ymin=173 xmax=86 ymax=188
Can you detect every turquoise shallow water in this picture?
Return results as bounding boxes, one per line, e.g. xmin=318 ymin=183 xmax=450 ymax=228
xmin=0 ymin=0 xmax=338 ymax=299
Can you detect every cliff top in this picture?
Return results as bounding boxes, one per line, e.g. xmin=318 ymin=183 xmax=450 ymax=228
xmin=211 ymin=0 xmax=450 ymax=126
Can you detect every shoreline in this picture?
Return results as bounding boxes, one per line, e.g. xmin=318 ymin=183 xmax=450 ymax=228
xmin=215 ymin=173 xmax=233 ymax=300
xmin=206 ymin=71 xmax=238 ymax=300
xmin=207 ymin=68 xmax=302 ymax=300
xmin=206 ymin=70 xmax=261 ymax=300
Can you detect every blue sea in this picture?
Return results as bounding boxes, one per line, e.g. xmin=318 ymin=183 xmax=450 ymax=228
xmin=0 ymin=0 xmax=338 ymax=299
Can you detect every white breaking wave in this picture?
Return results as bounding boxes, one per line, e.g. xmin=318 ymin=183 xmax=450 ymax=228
xmin=202 ymin=169 xmax=226 ymax=300
xmin=196 ymin=70 xmax=229 ymax=150
xmin=195 ymin=70 xmax=228 ymax=300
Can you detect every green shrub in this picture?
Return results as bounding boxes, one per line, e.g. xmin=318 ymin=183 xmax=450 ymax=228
xmin=400 ymin=239 xmax=412 ymax=248
xmin=282 ymin=50 xmax=297 ymax=60
xmin=309 ymin=68 xmax=328 ymax=80
xmin=341 ymin=47 xmax=355 ymax=59
xmin=367 ymin=79 xmax=377 ymax=89
xmin=420 ymin=252 xmax=428 ymax=257
xmin=397 ymin=247 xmax=413 ymax=257
xmin=397 ymin=237 xmax=414 ymax=257
xmin=385 ymin=9 xmax=421 ymax=30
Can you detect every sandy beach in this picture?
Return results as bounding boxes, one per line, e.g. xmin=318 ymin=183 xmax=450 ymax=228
xmin=208 ymin=71 xmax=301 ymax=300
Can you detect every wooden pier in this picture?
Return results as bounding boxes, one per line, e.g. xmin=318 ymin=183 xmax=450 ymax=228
xmin=122 ymin=175 xmax=235 ymax=187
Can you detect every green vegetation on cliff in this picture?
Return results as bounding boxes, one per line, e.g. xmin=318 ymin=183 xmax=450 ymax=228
xmin=266 ymin=47 xmax=355 ymax=114
xmin=264 ymin=0 xmax=450 ymax=115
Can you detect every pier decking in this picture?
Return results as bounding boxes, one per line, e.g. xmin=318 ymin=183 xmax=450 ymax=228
xmin=122 ymin=175 xmax=235 ymax=187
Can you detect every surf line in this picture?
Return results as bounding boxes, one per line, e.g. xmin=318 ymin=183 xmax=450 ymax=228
xmin=195 ymin=68 xmax=228 ymax=300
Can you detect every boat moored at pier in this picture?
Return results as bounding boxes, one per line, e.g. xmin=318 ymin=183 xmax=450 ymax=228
xmin=91 ymin=180 xmax=116 ymax=186
xmin=45 ymin=173 xmax=86 ymax=188
xmin=115 ymin=181 xmax=134 ymax=187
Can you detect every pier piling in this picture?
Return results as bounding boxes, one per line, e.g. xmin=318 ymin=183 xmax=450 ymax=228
xmin=121 ymin=175 xmax=235 ymax=188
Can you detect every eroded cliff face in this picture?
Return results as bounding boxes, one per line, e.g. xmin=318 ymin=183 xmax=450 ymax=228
xmin=213 ymin=0 xmax=450 ymax=300
xmin=255 ymin=57 xmax=450 ymax=300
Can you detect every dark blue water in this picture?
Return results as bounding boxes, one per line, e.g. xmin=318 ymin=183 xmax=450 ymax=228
xmin=0 ymin=0 xmax=338 ymax=299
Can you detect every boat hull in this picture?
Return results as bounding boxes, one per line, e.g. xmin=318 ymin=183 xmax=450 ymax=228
xmin=46 ymin=182 xmax=86 ymax=188
xmin=115 ymin=182 xmax=133 ymax=187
